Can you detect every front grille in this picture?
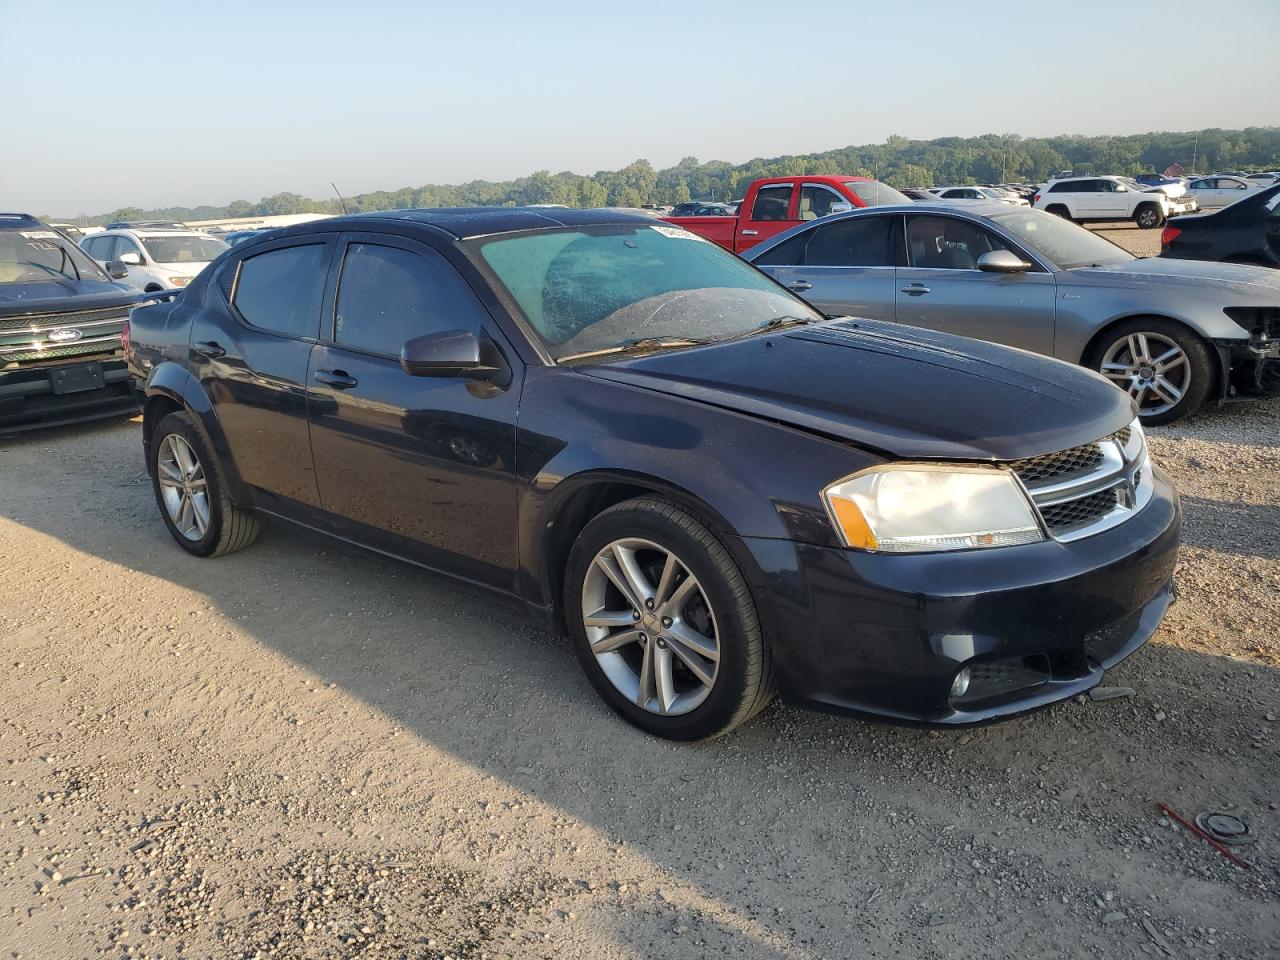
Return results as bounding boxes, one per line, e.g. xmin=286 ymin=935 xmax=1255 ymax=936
xmin=0 ymin=309 xmax=127 ymax=365
xmin=1011 ymin=443 xmax=1103 ymax=485
xmin=1038 ymin=487 xmax=1122 ymax=533
xmin=1008 ymin=425 xmax=1151 ymax=542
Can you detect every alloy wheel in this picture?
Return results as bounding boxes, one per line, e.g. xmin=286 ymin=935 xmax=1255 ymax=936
xmin=1099 ymin=332 xmax=1190 ymax=416
xmin=581 ymin=537 xmax=720 ymax=716
xmin=156 ymin=434 xmax=210 ymax=541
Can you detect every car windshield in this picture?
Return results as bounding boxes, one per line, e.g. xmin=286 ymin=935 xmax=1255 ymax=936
xmin=988 ymin=209 xmax=1133 ymax=270
xmin=474 ymin=223 xmax=824 ymax=362
xmin=140 ymin=235 xmax=229 ymax=263
xmin=0 ymin=227 xmax=106 ymax=284
xmin=845 ymin=181 xmax=911 ymax=206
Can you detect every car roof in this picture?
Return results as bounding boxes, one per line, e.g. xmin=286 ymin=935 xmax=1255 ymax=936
xmin=269 ymin=206 xmax=660 ymax=241
xmin=100 ymin=227 xmax=212 ymax=237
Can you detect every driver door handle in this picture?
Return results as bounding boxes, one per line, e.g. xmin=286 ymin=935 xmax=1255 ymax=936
xmin=314 ymin=369 xmax=358 ymax=390
xmin=787 ymin=280 xmax=813 ymax=291
xmin=192 ymin=340 xmax=225 ymax=359
xmin=901 ymin=283 xmax=932 ymax=296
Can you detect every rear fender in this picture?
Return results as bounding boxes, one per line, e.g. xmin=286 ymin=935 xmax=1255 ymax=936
xmin=143 ymin=361 xmax=250 ymax=502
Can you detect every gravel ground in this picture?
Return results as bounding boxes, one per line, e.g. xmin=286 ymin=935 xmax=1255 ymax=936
xmin=1 ymin=396 xmax=1277 ymax=960
xmin=1089 ymin=222 xmax=1163 ymax=258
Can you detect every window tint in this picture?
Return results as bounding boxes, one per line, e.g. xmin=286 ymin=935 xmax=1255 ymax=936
xmin=798 ymin=186 xmax=843 ymax=221
xmin=334 ymin=243 xmax=485 ymax=356
xmin=1096 ymin=180 xmax=1116 ymax=193
xmin=750 ymin=185 xmax=793 ymax=221
xmin=802 ymin=217 xmax=894 ymax=267
xmin=751 ymin=231 xmax=809 ymax=266
xmin=1048 ymin=182 xmax=1072 ymax=193
xmin=233 ymin=243 xmax=329 ymax=339
xmin=905 ymin=216 xmax=1014 ymax=270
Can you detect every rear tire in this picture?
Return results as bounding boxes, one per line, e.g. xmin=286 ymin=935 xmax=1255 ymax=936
xmin=1045 ymin=204 xmax=1072 ymax=220
xmin=1087 ymin=318 xmax=1215 ymax=425
xmin=150 ymin=411 xmax=259 ymax=557
xmin=1134 ymin=203 xmax=1164 ymax=229
xmin=563 ymin=497 xmax=773 ymax=740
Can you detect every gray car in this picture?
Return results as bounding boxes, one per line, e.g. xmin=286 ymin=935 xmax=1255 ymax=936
xmin=746 ymin=203 xmax=1280 ymax=423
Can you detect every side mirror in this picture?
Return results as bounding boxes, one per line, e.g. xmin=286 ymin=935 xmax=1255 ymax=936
xmin=828 ymin=202 xmax=853 ymax=215
xmin=401 ymin=329 xmax=510 ymax=386
xmin=1114 ymin=185 xmax=1128 ymax=192
xmin=118 ymin=251 xmax=143 ymax=265
xmin=977 ymin=250 xmax=1033 ymax=274
xmin=105 ymin=260 xmax=129 ymax=280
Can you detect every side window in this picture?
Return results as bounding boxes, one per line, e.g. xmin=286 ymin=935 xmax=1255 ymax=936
xmin=117 ymin=237 xmax=145 ymax=262
xmin=798 ymin=186 xmax=843 ymax=221
xmin=750 ymin=185 xmax=793 ymax=222
xmin=751 ymin=231 xmax=809 ymax=266
xmin=1048 ymin=182 xmax=1072 ymax=194
xmin=232 ymin=243 xmax=329 ymax=339
xmin=906 ymin=216 xmax=1013 ymax=270
xmin=1228 ymin=179 xmax=1247 ymax=190
xmin=802 ymin=217 xmax=894 ymax=267
xmin=83 ymin=236 xmax=109 ymax=259
xmin=1096 ymin=180 xmax=1116 ymax=193
xmin=334 ymin=243 xmax=486 ymax=357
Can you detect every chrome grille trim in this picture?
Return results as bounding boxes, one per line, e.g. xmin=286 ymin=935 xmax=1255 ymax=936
xmin=1010 ymin=424 xmax=1152 ymax=542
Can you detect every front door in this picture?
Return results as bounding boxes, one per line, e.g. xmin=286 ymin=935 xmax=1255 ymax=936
xmin=738 ymin=182 xmax=797 ymax=251
xmin=307 ymin=233 xmax=522 ymax=591
xmin=896 ymin=214 xmax=1057 ymax=355
xmin=192 ymin=236 xmax=335 ymax=515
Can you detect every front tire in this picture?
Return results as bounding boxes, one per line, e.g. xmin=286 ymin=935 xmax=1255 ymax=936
xmin=1134 ymin=203 xmax=1164 ymax=229
xmin=1088 ymin=318 xmax=1215 ymax=425
xmin=563 ymin=497 xmax=773 ymax=740
xmin=151 ymin=411 xmax=259 ymax=556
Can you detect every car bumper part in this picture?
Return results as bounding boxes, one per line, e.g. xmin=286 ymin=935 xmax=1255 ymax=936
xmin=739 ymin=468 xmax=1180 ymax=726
xmin=0 ymin=357 xmax=139 ymax=433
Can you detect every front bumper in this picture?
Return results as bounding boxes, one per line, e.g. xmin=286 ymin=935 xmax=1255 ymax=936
xmin=740 ymin=467 xmax=1180 ymax=726
xmin=0 ymin=356 xmax=139 ymax=433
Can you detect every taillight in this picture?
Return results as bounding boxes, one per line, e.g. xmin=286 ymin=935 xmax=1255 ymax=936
xmin=1161 ymin=226 xmax=1182 ymax=247
xmin=1033 ymin=193 xmax=1040 ymax=204
xmin=120 ymin=315 xmax=132 ymax=361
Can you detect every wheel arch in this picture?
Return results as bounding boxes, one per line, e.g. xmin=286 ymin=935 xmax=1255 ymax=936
xmin=1078 ymin=313 xmax=1227 ymax=402
xmin=141 ymin=363 xmax=249 ymax=502
xmin=532 ymin=470 xmax=761 ymax=634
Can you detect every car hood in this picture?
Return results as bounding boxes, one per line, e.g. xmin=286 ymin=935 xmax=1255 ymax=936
xmin=1079 ymin=257 xmax=1280 ymax=296
xmin=577 ymin=319 xmax=1133 ymax=461
xmin=0 ymin=277 xmax=142 ymax=318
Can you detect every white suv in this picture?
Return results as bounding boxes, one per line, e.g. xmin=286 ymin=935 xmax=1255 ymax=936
xmin=80 ymin=226 xmax=229 ymax=292
xmin=1032 ymin=176 xmax=1171 ymax=229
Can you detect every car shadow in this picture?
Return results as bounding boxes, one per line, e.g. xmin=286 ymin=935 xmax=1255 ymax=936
xmin=4 ymin=421 xmax=1279 ymax=957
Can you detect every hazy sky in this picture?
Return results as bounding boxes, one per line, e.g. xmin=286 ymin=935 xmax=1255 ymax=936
xmin=6 ymin=0 xmax=1278 ymax=215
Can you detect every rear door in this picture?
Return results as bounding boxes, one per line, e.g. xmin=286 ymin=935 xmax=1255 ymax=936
xmin=192 ymin=235 xmax=335 ymax=517
xmin=895 ymin=213 xmax=1057 ymax=354
xmin=736 ymin=182 xmax=796 ymax=251
xmin=307 ymin=232 xmax=522 ymax=590
xmin=753 ymin=214 xmax=901 ymax=322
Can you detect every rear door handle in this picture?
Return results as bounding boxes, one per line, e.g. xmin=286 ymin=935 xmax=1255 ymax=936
xmin=741 ymin=229 xmax=759 ymax=236
xmin=900 ymin=284 xmax=932 ymax=296
xmin=787 ymin=280 xmax=813 ymax=292
xmin=192 ymin=340 xmax=225 ymax=359
xmin=314 ymin=369 xmax=358 ymax=390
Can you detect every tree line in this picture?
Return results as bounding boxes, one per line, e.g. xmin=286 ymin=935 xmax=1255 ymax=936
xmin=78 ymin=127 xmax=1280 ymax=224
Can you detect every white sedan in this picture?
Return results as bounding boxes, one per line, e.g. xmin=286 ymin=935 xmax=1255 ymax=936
xmin=1184 ymin=176 xmax=1257 ymax=211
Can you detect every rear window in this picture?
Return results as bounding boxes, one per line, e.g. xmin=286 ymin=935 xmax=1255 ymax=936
xmin=233 ymin=244 xmax=329 ymax=339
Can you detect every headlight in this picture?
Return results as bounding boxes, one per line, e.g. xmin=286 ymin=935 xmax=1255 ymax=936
xmin=823 ymin=466 xmax=1045 ymax=553
xmin=169 ymin=276 xmax=191 ymax=287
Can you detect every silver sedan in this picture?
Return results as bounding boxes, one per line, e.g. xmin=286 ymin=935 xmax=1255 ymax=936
xmin=746 ymin=203 xmax=1280 ymax=423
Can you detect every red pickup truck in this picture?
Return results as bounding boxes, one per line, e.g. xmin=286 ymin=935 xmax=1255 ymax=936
xmin=663 ymin=175 xmax=910 ymax=253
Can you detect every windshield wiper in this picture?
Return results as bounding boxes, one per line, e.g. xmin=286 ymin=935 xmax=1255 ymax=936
xmin=558 ymin=336 xmax=713 ymax=363
xmin=722 ymin=314 xmax=815 ymax=342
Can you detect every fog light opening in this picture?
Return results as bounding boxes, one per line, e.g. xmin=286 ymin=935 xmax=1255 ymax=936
xmin=950 ymin=667 xmax=971 ymax=700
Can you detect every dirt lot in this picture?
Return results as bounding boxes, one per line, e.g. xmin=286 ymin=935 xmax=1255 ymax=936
xmin=1090 ymin=222 xmax=1163 ymax=259
xmin=1 ymin=390 xmax=1278 ymax=959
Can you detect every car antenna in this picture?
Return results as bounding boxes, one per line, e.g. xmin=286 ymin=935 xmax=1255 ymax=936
xmin=331 ymin=182 xmax=350 ymax=215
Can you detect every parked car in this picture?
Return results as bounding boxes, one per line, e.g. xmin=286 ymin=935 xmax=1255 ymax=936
xmin=126 ymin=207 xmax=1179 ymax=740
xmin=667 ymin=202 xmax=737 ymax=217
xmin=930 ymin=186 xmax=1029 ymax=206
xmin=747 ymin=203 xmax=1280 ymax=423
xmin=1161 ymin=182 xmax=1280 ymax=270
xmin=1032 ymin=176 xmax=1174 ymax=228
xmin=900 ymin=188 xmax=940 ymax=202
xmin=660 ymin=175 xmax=912 ymax=253
xmin=0 ymin=213 xmax=143 ymax=432
xmin=81 ymin=227 xmax=229 ymax=292
xmin=1245 ymin=172 xmax=1279 ymax=186
xmin=1184 ymin=176 xmax=1258 ymax=211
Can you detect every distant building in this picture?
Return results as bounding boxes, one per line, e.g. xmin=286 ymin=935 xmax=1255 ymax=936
xmin=186 ymin=213 xmax=335 ymax=233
